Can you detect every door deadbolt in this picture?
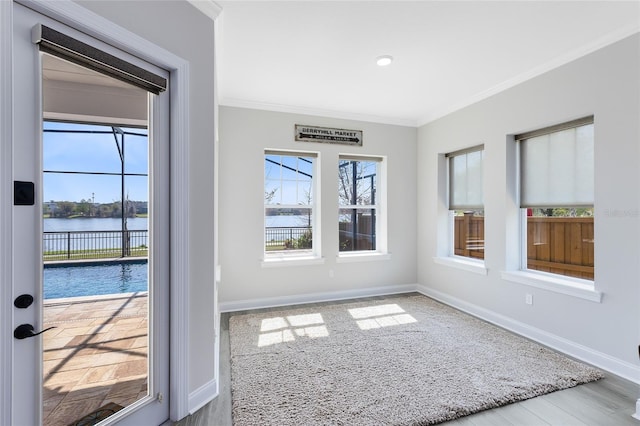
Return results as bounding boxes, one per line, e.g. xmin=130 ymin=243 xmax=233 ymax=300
xmin=14 ymin=294 xmax=34 ymax=309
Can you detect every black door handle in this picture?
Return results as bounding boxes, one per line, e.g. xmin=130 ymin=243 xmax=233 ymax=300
xmin=14 ymin=324 xmax=56 ymax=339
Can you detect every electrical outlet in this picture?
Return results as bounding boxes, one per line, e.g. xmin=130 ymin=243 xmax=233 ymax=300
xmin=525 ymin=294 xmax=533 ymax=305
xmin=329 ymin=269 xmax=334 ymax=278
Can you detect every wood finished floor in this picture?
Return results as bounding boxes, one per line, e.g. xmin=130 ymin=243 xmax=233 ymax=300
xmin=175 ymin=295 xmax=640 ymax=426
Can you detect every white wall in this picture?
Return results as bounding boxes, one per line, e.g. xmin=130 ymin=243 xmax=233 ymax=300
xmin=417 ymin=34 xmax=640 ymax=375
xmin=219 ymin=107 xmax=417 ymax=308
xmin=76 ymin=0 xmax=218 ymax=397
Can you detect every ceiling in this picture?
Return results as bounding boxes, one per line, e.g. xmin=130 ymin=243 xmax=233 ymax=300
xmin=215 ymin=1 xmax=640 ymax=127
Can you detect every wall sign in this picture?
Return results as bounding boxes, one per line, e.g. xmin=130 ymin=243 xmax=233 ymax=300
xmin=295 ymin=125 xmax=363 ymax=146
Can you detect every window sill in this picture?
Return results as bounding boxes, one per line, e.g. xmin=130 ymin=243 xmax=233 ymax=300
xmin=433 ymin=256 xmax=488 ymax=275
xmin=501 ymin=270 xmax=602 ymax=303
xmin=261 ymin=256 xmax=325 ymax=268
xmin=336 ymin=252 xmax=391 ymax=263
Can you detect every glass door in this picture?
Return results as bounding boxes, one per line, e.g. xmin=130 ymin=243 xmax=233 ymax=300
xmin=11 ymin=4 xmax=170 ymax=425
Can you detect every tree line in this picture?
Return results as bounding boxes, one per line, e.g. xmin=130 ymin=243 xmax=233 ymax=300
xmin=44 ymin=199 xmax=146 ymax=218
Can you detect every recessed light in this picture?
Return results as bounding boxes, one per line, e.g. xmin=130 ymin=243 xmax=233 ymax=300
xmin=376 ymin=55 xmax=393 ymax=67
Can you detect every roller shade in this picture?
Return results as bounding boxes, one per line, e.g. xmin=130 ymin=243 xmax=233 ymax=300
xmin=32 ymin=24 xmax=167 ymax=94
xmin=448 ymin=146 xmax=483 ymax=210
xmin=519 ymin=119 xmax=594 ymax=208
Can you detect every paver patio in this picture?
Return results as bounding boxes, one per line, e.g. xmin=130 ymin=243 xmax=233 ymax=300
xmin=42 ymin=293 xmax=148 ymax=426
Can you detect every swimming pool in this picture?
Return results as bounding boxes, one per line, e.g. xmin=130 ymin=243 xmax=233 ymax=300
xmin=44 ymin=260 xmax=148 ymax=299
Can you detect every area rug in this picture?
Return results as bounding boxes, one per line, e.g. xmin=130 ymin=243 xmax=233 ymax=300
xmin=229 ymin=294 xmax=603 ymax=425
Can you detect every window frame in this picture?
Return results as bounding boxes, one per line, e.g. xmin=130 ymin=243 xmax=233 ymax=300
xmin=517 ymin=117 xmax=594 ymax=281
xmin=446 ymin=145 xmax=485 ymax=263
xmin=263 ymin=149 xmax=321 ymax=264
xmin=337 ymin=154 xmax=388 ymax=261
xmin=501 ymin=117 xmax=601 ymax=303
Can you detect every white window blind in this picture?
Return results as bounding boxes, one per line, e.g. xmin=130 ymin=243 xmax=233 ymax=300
xmin=519 ymin=119 xmax=594 ymax=207
xmin=448 ymin=147 xmax=483 ymax=210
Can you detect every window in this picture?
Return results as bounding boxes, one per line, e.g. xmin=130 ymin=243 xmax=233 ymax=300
xmin=264 ymin=151 xmax=317 ymax=259
xmin=338 ymin=156 xmax=383 ymax=253
xmin=518 ymin=116 xmax=594 ymax=280
xmin=447 ymin=146 xmax=484 ymax=260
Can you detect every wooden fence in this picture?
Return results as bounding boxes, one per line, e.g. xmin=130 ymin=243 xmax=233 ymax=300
xmin=454 ymin=215 xmax=594 ymax=280
xmin=339 ymin=212 xmax=375 ymax=251
xmin=453 ymin=213 xmax=485 ymax=260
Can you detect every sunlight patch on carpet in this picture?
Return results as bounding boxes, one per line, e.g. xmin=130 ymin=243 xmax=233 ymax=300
xmin=258 ymin=312 xmax=328 ymax=347
xmin=348 ymin=303 xmax=417 ymax=330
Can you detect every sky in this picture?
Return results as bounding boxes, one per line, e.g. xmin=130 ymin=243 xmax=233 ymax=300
xmin=43 ymin=121 xmax=148 ymax=204
xmin=264 ymin=154 xmax=314 ymax=206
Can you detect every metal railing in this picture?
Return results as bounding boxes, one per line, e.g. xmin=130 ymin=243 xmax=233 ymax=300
xmin=43 ymin=230 xmax=148 ymax=261
xmin=265 ymin=227 xmax=312 ymax=250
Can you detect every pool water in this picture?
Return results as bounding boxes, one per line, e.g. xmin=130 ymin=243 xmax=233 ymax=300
xmin=44 ymin=261 xmax=148 ymax=299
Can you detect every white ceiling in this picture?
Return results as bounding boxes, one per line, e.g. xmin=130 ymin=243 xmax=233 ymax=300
xmin=215 ymin=1 xmax=640 ymax=127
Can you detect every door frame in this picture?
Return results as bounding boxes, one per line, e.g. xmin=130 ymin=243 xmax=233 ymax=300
xmin=0 ymin=0 xmax=192 ymax=422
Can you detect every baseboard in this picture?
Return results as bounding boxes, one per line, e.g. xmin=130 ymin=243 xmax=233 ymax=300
xmin=188 ymin=378 xmax=218 ymax=415
xmin=416 ymin=284 xmax=640 ymax=385
xmin=219 ymin=284 xmax=418 ymax=313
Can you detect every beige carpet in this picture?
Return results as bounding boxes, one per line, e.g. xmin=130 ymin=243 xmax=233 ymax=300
xmin=229 ymin=294 xmax=603 ymax=425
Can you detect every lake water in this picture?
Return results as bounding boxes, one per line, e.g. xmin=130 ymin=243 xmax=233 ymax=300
xmin=44 ymin=217 xmax=148 ymax=232
xmin=265 ymin=215 xmax=311 ymax=227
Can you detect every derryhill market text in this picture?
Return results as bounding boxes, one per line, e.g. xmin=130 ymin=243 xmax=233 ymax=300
xmin=295 ymin=124 xmax=363 ymax=146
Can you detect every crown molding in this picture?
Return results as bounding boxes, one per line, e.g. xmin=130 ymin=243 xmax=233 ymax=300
xmin=187 ymin=0 xmax=222 ymax=21
xmin=219 ymin=97 xmax=418 ymax=128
